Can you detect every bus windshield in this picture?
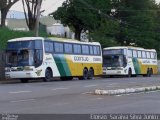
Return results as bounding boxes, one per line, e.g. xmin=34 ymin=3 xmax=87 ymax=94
xmin=6 ymin=40 xmax=43 ymax=67
xmin=6 ymin=49 xmax=34 ymax=67
xmin=103 ymin=49 xmax=127 ymax=67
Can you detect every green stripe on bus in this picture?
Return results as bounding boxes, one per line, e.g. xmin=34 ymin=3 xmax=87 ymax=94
xmin=54 ymin=54 xmax=66 ymax=76
xmin=59 ymin=55 xmax=72 ymax=76
xmin=132 ymin=58 xmax=141 ymax=74
xmin=54 ymin=54 xmax=71 ymax=77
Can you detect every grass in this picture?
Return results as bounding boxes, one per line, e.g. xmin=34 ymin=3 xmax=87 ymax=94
xmin=0 ymin=27 xmax=47 ymax=50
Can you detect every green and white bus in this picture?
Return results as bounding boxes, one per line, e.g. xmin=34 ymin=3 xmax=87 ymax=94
xmin=5 ymin=37 xmax=102 ymax=83
xmin=103 ymin=46 xmax=158 ymax=77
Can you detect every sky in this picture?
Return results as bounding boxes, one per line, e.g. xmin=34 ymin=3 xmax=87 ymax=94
xmin=10 ymin=0 xmax=66 ymax=16
xmin=10 ymin=0 xmax=160 ymax=16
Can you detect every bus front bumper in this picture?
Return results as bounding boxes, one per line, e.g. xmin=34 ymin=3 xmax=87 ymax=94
xmin=103 ymin=67 xmax=128 ymax=75
xmin=5 ymin=71 xmax=39 ymax=79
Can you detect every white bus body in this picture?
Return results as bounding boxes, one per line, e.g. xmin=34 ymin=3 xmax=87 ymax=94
xmin=103 ymin=46 xmax=158 ymax=77
xmin=5 ymin=37 xmax=102 ymax=82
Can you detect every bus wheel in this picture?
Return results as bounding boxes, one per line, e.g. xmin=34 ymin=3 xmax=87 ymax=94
xmin=127 ymin=69 xmax=132 ymax=78
xmin=20 ymin=79 xmax=29 ymax=83
xmin=82 ymin=68 xmax=88 ymax=80
xmin=88 ymin=69 xmax=94 ymax=80
xmin=43 ymin=68 xmax=53 ymax=82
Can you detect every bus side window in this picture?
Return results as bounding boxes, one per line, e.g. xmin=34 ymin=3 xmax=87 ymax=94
xmin=93 ymin=46 xmax=98 ymax=55
xmin=73 ymin=44 xmax=81 ymax=54
xmin=44 ymin=41 xmax=49 ymax=52
xmin=150 ymin=52 xmax=154 ymax=59
xmin=133 ymin=50 xmax=137 ymax=58
xmin=64 ymin=43 xmax=73 ymax=54
xmin=34 ymin=49 xmax=43 ymax=67
xmin=146 ymin=52 xmax=151 ymax=59
xmin=128 ymin=49 xmax=133 ymax=58
xmin=89 ymin=46 xmax=94 ymax=55
xmin=54 ymin=42 xmax=64 ymax=53
xmin=142 ymin=51 xmax=146 ymax=59
xmin=82 ymin=45 xmax=89 ymax=55
xmin=44 ymin=41 xmax=53 ymax=53
xmin=138 ymin=51 xmax=142 ymax=58
xmin=96 ymin=46 xmax=100 ymax=55
xmin=153 ymin=52 xmax=157 ymax=59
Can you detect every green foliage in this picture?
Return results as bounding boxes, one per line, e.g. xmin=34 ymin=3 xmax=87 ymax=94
xmin=113 ymin=0 xmax=160 ymax=58
xmin=50 ymin=0 xmax=112 ymax=40
xmin=0 ymin=27 xmax=47 ymax=50
xmin=51 ymin=0 xmax=160 ymax=58
xmin=90 ymin=20 xmax=120 ymax=48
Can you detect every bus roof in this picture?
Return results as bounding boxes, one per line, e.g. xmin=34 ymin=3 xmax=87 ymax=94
xmin=8 ymin=37 xmax=44 ymax=42
xmin=7 ymin=37 xmax=100 ymax=45
xmin=103 ymin=46 xmax=156 ymax=52
xmin=48 ymin=37 xmax=100 ymax=45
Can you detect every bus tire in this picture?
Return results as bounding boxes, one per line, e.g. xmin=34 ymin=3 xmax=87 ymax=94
xmin=82 ymin=68 xmax=88 ymax=80
xmin=88 ymin=68 xmax=94 ymax=80
xmin=20 ymin=79 xmax=29 ymax=83
xmin=127 ymin=69 xmax=132 ymax=78
xmin=43 ymin=68 xmax=53 ymax=82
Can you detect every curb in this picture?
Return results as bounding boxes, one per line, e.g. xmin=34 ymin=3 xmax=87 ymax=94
xmin=94 ymin=86 xmax=160 ymax=95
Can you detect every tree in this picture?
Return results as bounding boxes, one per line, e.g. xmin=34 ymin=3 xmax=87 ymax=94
xmin=0 ymin=0 xmax=19 ymax=27
xmin=50 ymin=0 xmax=112 ymax=40
xmin=22 ymin=0 xmax=42 ymax=33
xmin=112 ymin=0 xmax=158 ymax=47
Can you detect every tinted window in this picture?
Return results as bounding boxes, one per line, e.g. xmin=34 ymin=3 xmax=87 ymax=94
xmin=64 ymin=43 xmax=73 ymax=54
xmin=82 ymin=45 xmax=89 ymax=55
xmin=55 ymin=42 xmax=63 ymax=53
xmin=96 ymin=46 xmax=100 ymax=55
xmin=133 ymin=50 xmax=137 ymax=58
xmin=35 ymin=40 xmax=42 ymax=49
xmin=103 ymin=49 xmax=124 ymax=55
xmin=150 ymin=52 xmax=154 ymax=59
xmin=128 ymin=50 xmax=132 ymax=57
xmin=93 ymin=46 xmax=98 ymax=55
xmin=44 ymin=41 xmax=53 ymax=53
xmin=146 ymin=52 xmax=150 ymax=59
xmin=142 ymin=51 xmax=146 ymax=58
xmin=138 ymin=51 xmax=142 ymax=58
xmin=73 ymin=44 xmax=81 ymax=54
xmin=89 ymin=46 xmax=94 ymax=55
xmin=7 ymin=41 xmax=34 ymax=50
xmin=151 ymin=52 xmax=156 ymax=59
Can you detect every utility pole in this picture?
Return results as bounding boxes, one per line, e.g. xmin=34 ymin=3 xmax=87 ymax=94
xmin=35 ymin=0 xmax=42 ymax=37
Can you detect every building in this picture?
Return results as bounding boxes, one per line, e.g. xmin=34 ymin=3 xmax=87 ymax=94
xmin=1 ymin=11 xmax=88 ymax=41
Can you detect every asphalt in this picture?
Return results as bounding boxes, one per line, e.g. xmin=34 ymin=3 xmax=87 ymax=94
xmin=0 ymin=75 xmax=160 ymax=114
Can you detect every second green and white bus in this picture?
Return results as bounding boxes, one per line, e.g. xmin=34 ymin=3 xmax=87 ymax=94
xmin=103 ymin=46 xmax=158 ymax=77
xmin=5 ymin=37 xmax=102 ymax=83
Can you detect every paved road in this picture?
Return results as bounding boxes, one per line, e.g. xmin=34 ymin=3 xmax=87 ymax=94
xmin=0 ymin=76 xmax=160 ymax=114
